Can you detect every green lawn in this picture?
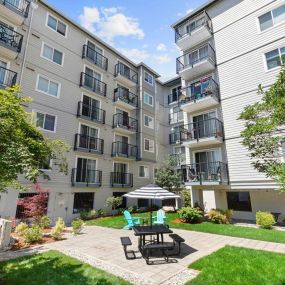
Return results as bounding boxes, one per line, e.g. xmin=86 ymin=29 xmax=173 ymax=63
xmin=0 ymin=250 xmax=132 ymax=285
xmin=86 ymin=212 xmax=285 ymax=243
xmin=187 ymin=246 xmax=285 ymax=285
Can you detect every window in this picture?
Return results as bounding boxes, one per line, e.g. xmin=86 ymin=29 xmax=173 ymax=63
xmin=144 ymin=92 xmax=153 ymax=107
xmin=73 ymin=192 xmax=94 ymax=214
xmin=144 ymin=138 xmax=154 ymax=152
xmin=42 ymin=43 xmax=63 ymax=65
xmin=227 ymin=192 xmax=252 ymax=212
xmin=39 ymin=158 xmax=52 ymax=170
xmin=144 ymin=114 xmax=154 ymax=129
xmin=47 ymin=14 xmax=67 ymax=36
xmin=144 ymin=71 xmax=153 ymax=85
xmin=139 ymin=166 xmax=149 ymax=178
xmin=37 ymin=75 xmax=60 ymax=97
xmin=265 ymin=46 xmax=285 ymax=70
xmin=35 ymin=112 xmax=56 ymax=132
xmin=259 ymin=4 xmax=285 ymax=32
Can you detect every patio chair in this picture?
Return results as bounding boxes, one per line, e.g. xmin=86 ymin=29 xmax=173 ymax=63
xmin=152 ymin=209 xmax=168 ymax=226
xmin=123 ymin=210 xmax=141 ymax=230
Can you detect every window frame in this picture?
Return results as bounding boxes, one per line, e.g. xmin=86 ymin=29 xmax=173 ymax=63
xmin=138 ymin=165 xmax=150 ymax=178
xmin=263 ymin=45 xmax=285 ymax=72
xmin=36 ymin=74 xmax=61 ymax=98
xmin=226 ymin=192 xmax=252 ymax=212
xmin=73 ymin=192 xmax=94 ymax=214
xmin=46 ymin=12 xmax=68 ymax=38
xmin=41 ymin=42 xmax=64 ymax=66
xmin=143 ymin=91 xmax=154 ymax=107
xmin=33 ymin=109 xmax=57 ymax=133
xmin=144 ymin=71 xmax=153 ymax=86
xmin=144 ymin=138 xmax=155 ymax=153
xmin=144 ymin=114 xmax=154 ymax=129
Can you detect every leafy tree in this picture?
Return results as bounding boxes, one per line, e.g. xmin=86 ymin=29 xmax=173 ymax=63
xmin=155 ymin=156 xmax=182 ymax=192
xmin=239 ymin=65 xmax=285 ymax=191
xmin=0 ymin=86 xmax=69 ymax=190
xmin=105 ymin=196 xmax=123 ymax=215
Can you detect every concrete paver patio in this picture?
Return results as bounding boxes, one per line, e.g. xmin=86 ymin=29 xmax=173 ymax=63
xmin=1 ymin=225 xmax=285 ymax=285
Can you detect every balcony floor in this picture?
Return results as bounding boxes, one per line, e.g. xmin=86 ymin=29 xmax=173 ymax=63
xmin=183 ymin=136 xmax=223 ymax=148
xmin=180 ymin=95 xmax=219 ymax=113
xmin=113 ymin=125 xmax=137 ymax=135
xmin=0 ymin=44 xmax=18 ymax=60
xmin=113 ymin=98 xmax=137 ymax=110
xmin=115 ymin=74 xmax=137 ymax=88
xmin=0 ymin=4 xmax=25 ymax=25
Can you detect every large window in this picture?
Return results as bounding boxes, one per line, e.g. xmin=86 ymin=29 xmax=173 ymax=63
xmin=144 ymin=138 xmax=154 ymax=153
xmin=227 ymin=192 xmax=252 ymax=212
xmin=259 ymin=4 xmax=285 ymax=32
xmin=265 ymin=47 xmax=285 ymax=70
xmin=37 ymin=75 xmax=60 ymax=97
xmin=47 ymin=14 xmax=67 ymax=36
xmin=73 ymin=192 xmax=94 ymax=214
xmin=35 ymin=111 xmax=56 ymax=132
xmin=42 ymin=43 xmax=63 ymax=65
xmin=144 ymin=92 xmax=153 ymax=107
xmin=144 ymin=114 xmax=154 ymax=129
xmin=139 ymin=165 xmax=149 ymax=178
xmin=144 ymin=71 xmax=153 ymax=86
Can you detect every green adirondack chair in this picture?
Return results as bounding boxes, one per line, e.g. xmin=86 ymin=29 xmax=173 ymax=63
xmin=123 ymin=210 xmax=141 ymax=230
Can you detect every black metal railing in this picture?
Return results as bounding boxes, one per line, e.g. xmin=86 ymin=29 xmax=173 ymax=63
xmin=113 ymin=113 xmax=138 ymax=132
xmin=170 ymin=153 xmax=186 ymax=167
xmin=115 ymin=62 xmax=138 ymax=84
xmin=176 ymin=44 xmax=216 ymax=74
xmin=71 ymin=168 xmax=102 ymax=187
xmin=80 ymin=72 xmax=107 ymax=97
xmin=0 ymin=24 xmax=23 ymax=52
xmin=179 ymin=78 xmax=219 ymax=105
xmin=180 ymin=118 xmax=224 ymax=142
xmin=74 ymin=134 xmax=104 ymax=154
xmin=0 ymin=66 xmax=17 ymax=88
xmin=82 ymin=45 xmax=108 ymax=71
xmin=169 ymin=110 xmax=184 ymax=124
xmin=175 ymin=11 xmax=212 ymax=42
xmin=111 ymin=141 xmax=138 ymax=159
xmin=114 ymin=87 xmax=138 ymax=108
xmin=1 ymin=0 xmax=30 ymax=17
xmin=169 ymin=132 xmax=182 ymax=144
xmin=181 ymin=161 xmax=229 ymax=184
xmin=77 ymin=102 xmax=106 ymax=124
xmin=110 ymin=172 xmax=133 ymax=187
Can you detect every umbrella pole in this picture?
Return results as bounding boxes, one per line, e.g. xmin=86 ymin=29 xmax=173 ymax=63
xmin=150 ymin=199 xmax=152 ymax=228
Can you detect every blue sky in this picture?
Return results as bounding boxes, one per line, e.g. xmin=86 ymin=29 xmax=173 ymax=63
xmin=46 ymin=0 xmax=206 ymax=81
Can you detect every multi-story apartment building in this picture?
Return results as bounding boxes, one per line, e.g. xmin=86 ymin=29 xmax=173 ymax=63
xmin=172 ymin=0 xmax=285 ymax=221
xmin=0 ymin=0 xmax=177 ymax=223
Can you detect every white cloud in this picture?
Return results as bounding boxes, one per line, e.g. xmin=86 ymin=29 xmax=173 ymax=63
xmin=156 ymin=43 xmax=167 ymax=51
xmin=153 ymin=54 xmax=172 ymax=64
xmin=79 ymin=7 xmax=100 ymax=34
xmin=118 ymin=48 xmax=150 ymax=63
xmin=186 ymin=8 xmax=194 ymax=14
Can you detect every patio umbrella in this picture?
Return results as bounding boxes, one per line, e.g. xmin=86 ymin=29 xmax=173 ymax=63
xmin=123 ymin=184 xmax=180 ymax=226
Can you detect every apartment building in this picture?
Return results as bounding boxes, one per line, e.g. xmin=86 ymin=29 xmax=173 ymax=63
xmin=172 ymin=0 xmax=285 ymax=221
xmin=0 ymin=0 xmax=176 ymax=223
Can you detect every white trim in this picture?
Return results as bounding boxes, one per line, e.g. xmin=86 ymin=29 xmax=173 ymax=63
xmin=138 ymin=165 xmax=150 ymax=178
xmin=32 ymin=109 xmax=58 ymax=133
xmin=40 ymin=41 xmax=64 ymax=67
xmin=143 ymin=91 xmax=154 ymax=107
xmin=46 ymin=12 xmax=68 ymax=38
xmin=35 ymin=74 xmax=61 ymax=98
xmin=143 ymin=138 xmax=155 ymax=153
xmin=143 ymin=114 xmax=154 ymax=129
xmin=75 ymin=156 xmax=98 ymax=170
xmin=263 ymin=43 xmax=285 ymax=72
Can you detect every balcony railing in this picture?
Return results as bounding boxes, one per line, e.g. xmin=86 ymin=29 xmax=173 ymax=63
xmin=111 ymin=141 xmax=138 ymax=159
xmin=113 ymin=113 xmax=138 ymax=132
xmin=181 ymin=162 xmax=229 ymax=184
xmin=168 ymin=92 xmax=179 ymax=104
xmin=77 ymin=102 xmax=106 ymax=124
xmin=175 ymin=11 xmax=212 ymax=42
xmin=180 ymin=118 xmax=224 ymax=142
xmin=110 ymin=172 xmax=133 ymax=187
xmin=71 ymin=168 xmax=102 ymax=187
xmin=169 ymin=131 xmax=182 ymax=145
xmin=179 ymin=77 xmax=219 ymax=105
xmin=82 ymin=45 xmax=108 ymax=71
xmin=1 ymin=0 xmax=30 ymax=17
xmin=170 ymin=153 xmax=186 ymax=167
xmin=80 ymin=72 xmax=107 ymax=97
xmin=115 ymin=62 xmax=138 ymax=84
xmin=169 ymin=110 xmax=184 ymax=124
xmin=176 ymin=44 xmax=216 ymax=74
xmin=74 ymin=134 xmax=104 ymax=154
xmin=0 ymin=24 xmax=23 ymax=52
xmin=0 ymin=66 xmax=17 ymax=88
xmin=114 ymin=87 xmax=138 ymax=108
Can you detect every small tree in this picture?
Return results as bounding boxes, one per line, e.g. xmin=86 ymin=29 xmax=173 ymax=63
xmin=105 ymin=196 xmax=123 ymax=215
xmin=155 ymin=156 xmax=182 ymax=192
xmin=180 ymin=188 xmax=191 ymax=207
xmin=239 ymin=64 xmax=285 ymax=191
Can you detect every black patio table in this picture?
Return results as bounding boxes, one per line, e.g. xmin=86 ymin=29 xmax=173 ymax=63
xmin=133 ymin=225 xmax=173 ymax=251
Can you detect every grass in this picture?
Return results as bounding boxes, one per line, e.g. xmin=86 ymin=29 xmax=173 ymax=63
xmin=86 ymin=212 xmax=285 ymax=243
xmin=187 ymin=246 xmax=285 ymax=285
xmin=0 ymin=250 xmax=132 ymax=285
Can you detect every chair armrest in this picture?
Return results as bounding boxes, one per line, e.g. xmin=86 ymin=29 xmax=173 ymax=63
xmin=133 ymin=216 xmax=140 ymax=222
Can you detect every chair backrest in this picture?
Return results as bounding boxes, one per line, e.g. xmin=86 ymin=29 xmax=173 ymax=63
xmin=156 ymin=209 xmax=166 ymax=222
xmin=123 ymin=210 xmax=134 ymax=226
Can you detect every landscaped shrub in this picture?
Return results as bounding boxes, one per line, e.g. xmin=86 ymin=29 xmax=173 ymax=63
xmin=97 ymin=209 xmax=105 ymax=217
xmin=15 ymin=222 xmax=28 ymax=236
xmin=105 ymin=196 xmax=123 ymax=215
xmin=181 ymin=189 xmax=191 ymax=207
xmin=80 ymin=209 xmax=96 ymax=220
xmin=178 ymin=207 xmax=204 ymax=223
xmin=51 ymin=217 xmax=65 ymax=240
xmin=22 ymin=225 xmax=43 ymax=244
xmin=117 ymin=208 xmax=124 ymax=215
xmin=256 ymin=211 xmax=275 ymax=229
xmin=208 ymin=209 xmax=233 ymax=224
xmin=72 ymin=219 xmax=84 ymax=235
xmin=38 ymin=215 xmax=51 ymax=229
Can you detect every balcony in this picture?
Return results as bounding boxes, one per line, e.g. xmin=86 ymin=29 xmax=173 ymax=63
xmin=176 ymin=44 xmax=216 ymax=81
xmin=71 ymin=168 xmax=102 ymax=187
xmin=0 ymin=0 xmax=30 ymax=25
xmin=0 ymin=24 xmax=23 ymax=59
xmin=111 ymin=142 xmax=138 ymax=160
xmin=74 ymin=134 xmax=104 ymax=154
xmin=79 ymin=72 xmax=107 ymax=97
xmin=114 ymin=87 xmax=138 ymax=110
xmin=110 ymin=172 xmax=133 ymax=187
xmin=169 ymin=132 xmax=182 ymax=145
xmin=113 ymin=113 xmax=138 ymax=134
xmin=0 ymin=66 xmax=17 ymax=88
xmin=77 ymin=102 xmax=106 ymax=124
xmin=175 ymin=11 xmax=213 ymax=51
xmin=180 ymin=78 xmax=220 ymax=113
xmin=181 ymin=162 xmax=229 ymax=185
xmin=169 ymin=110 xmax=184 ymax=124
xmin=170 ymin=153 xmax=186 ymax=167
xmin=180 ymin=118 xmax=224 ymax=148
xmin=82 ymin=44 xmax=108 ymax=71
xmin=115 ymin=62 xmax=138 ymax=87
